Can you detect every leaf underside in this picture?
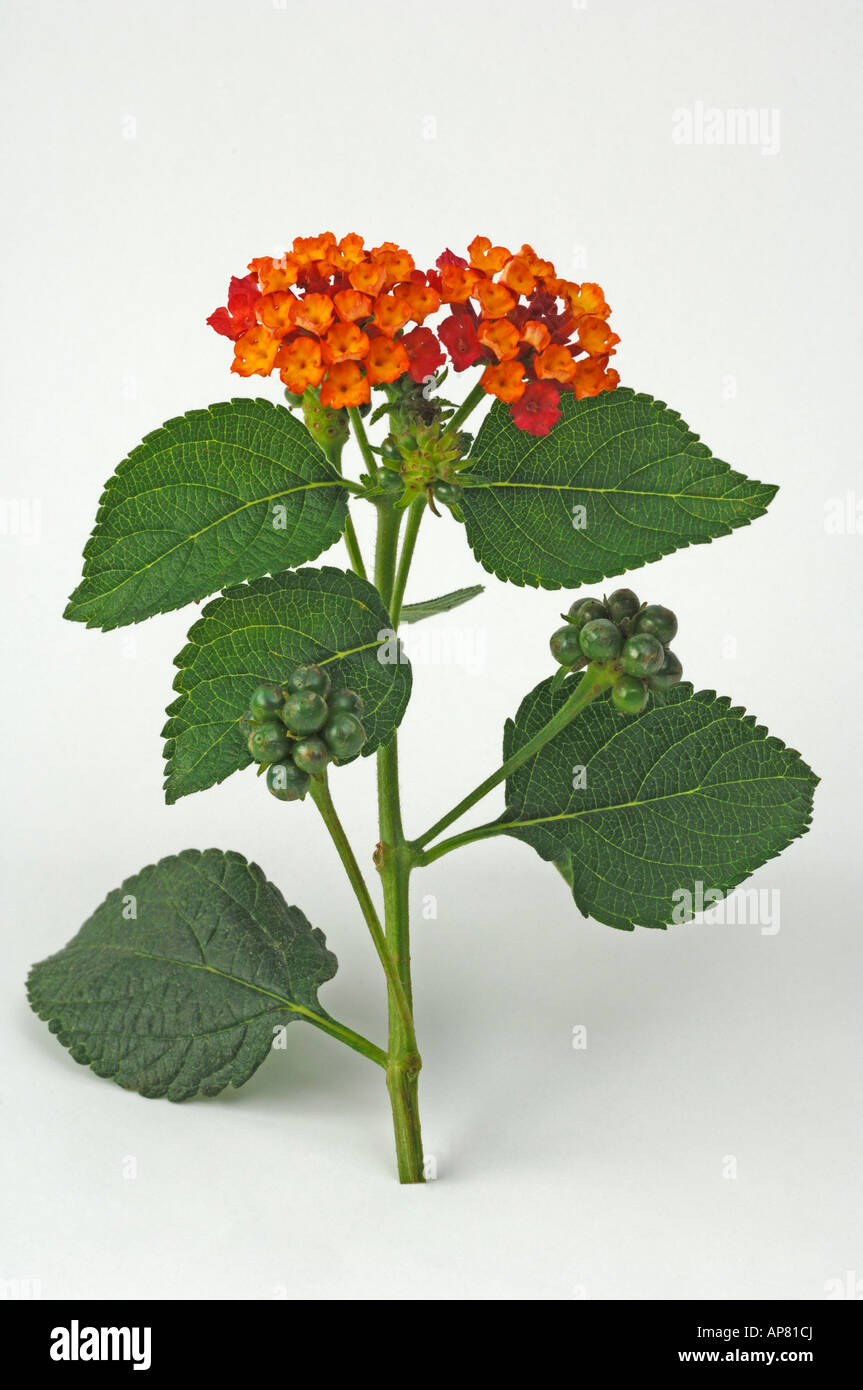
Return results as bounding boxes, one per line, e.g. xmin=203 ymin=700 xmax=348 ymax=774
xmin=400 ymin=584 xmax=485 ymax=623
xmin=502 ymin=677 xmax=817 ymax=930
xmin=163 ymin=565 xmax=411 ymax=803
xmin=65 ymin=398 xmax=348 ymax=630
xmin=462 ymin=388 xmax=777 ymax=589
xmin=26 ymin=849 xmax=338 ymax=1100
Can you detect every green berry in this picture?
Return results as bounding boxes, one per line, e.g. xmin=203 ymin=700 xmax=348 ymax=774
xmin=266 ymin=761 xmax=311 ymax=802
xmin=293 ymin=737 xmax=331 ymax=775
xmin=329 ymin=689 xmax=365 ymax=716
xmin=434 ymin=481 xmax=463 ymax=505
xmin=634 ymin=604 xmax=678 ymax=645
xmin=605 ymin=588 xmax=640 ymax=623
xmin=566 ymin=597 xmax=609 ymax=628
xmin=284 ymin=664 xmax=331 ymax=698
xmin=620 ymin=633 xmax=665 ymax=677
xmin=375 ymin=467 xmax=403 ymax=495
xmin=281 ymin=689 xmax=329 ymax=735
xmin=578 ymin=618 xmax=623 ymax=662
xmin=648 ymin=649 xmax=683 ymax=692
xmin=550 ymin=624 xmax=583 ymax=666
xmin=248 ymin=683 xmax=284 ymax=722
xmin=381 ymin=439 xmax=403 ymax=462
xmin=284 ymin=389 xmax=306 ymax=408
xmin=324 ymin=712 xmax=367 ymax=761
xmin=612 ymin=675 xmax=649 ymax=716
xmin=248 ymin=721 xmax=292 ymax=764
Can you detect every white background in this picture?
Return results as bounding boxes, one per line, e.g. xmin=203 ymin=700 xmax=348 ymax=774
xmin=2 ymin=0 xmax=861 ymax=1300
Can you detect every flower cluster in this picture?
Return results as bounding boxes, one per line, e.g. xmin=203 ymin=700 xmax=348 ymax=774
xmin=207 ymin=232 xmax=445 ymax=409
xmin=207 ymin=233 xmax=620 ymax=434
xmin=434 ymin=237 xmax=619 ymax=434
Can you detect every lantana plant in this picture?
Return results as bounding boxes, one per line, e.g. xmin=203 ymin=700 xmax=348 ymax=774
xmin=29 ymin=233 xmax=817 ymax=1184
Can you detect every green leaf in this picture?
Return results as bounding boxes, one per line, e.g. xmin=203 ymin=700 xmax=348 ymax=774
xmin=400 ymin=583 xmax=485 ymax=623
xmin=27 ymin=849 xmax=338 ymax=1100
xmin=502 ymin=677 xmax=817 ymax=931
xmin=65 ymin=399 xmax=349 ymax=630
xmin=462 ymin=389 xmax=777 ymax=589
xmin=163 ymin=565 xmax=410 ymax=803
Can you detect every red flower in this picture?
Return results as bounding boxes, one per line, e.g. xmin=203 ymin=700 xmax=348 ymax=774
xmin=436 ymin=248 xmax=469 ymax=269
xmin=438 ymin=311 xmax=485 ymax=371
xmin=510 ymin=380 xmax=561 ymax=436
xmin=402 ymin=326 xmax=446 ymax=384
xmin=207 ymin=274 xmax=259 ymax=340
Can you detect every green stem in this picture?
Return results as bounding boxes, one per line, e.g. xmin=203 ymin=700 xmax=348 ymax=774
xmin=411 ymin=663 xmax=618 ymax=854
xmin=297 ymin=1008 xmax=387 ymax=1068
xmin=374 ymin=502 xmax=403 ymax=610
xmin=347 ymin=406 xmax=377 ymax=474
xmin=449 ymin=381 xmax=487 ymax=433
xmin=308 ymin=772 xmax=414 ymax=1048
xmin=409 ymin=818 xmax=508 ymax=868
xmin=374 ymin=501 xmax=424 ymax=1183
xmin=390 ymin=497 xmax=425 ymax=626
xmin=342 ymin=512 xmax=367 ymax=580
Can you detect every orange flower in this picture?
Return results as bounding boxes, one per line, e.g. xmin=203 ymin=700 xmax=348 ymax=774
xmin=577 ymin=315 xmax=620 ymax=356
xmin=257 ymin=292 xmax=297 ymax=336
xmin=276 ymin=337 xmax=325 ymax=394
xmin=567 ymin=282 xmax=611 ymax=320
xmin=498 ymin=257 xmax=535 ymax=297
xmin=322 ymin=321 xmax=370 ymax=364
xmin=292 ymin=233 xmax=337 ymax=265
xmin=572 ymin=356 xmax=620 ymax=399
xmin=349 ymin=261 xmax=388 ymax=297
xmin=521 ymin=319 xmax=551 ymax=352
xmin=468 ymin=235 xmax=511 ymax=274
xmin=370 ymin=242 xmax=415 ymax=289
xmin=231 ymin=325 xmax=280 ymax=377
xmin=393 ymin=281 xmax=442 ymax=324
xmin=480 ymin=360 xmax=526 ymax=403
xmin=373 ymin=293 xmax=413 ymax=336
xmin=321 ymin=360 xmax=370 ymax=408
xmin=248 ymin=256 xmax=299 ymax=293
xmin=474 ymin=279 xmax=517 ymax=319
xmin=337 ymin=232 xmax=366 ymax=268
xmin=293 ymin=293 xmax=335 ymax=336
xmin=477 ymin=318 xmax=520 ymax=362
xmin=439 ymin=265 xmax=481 ymax=303
xmin=534 ymin=344 xmax=577 ymax=384
xmin=366 ymin=336 xmax=411 ymax=385
xmin=516 ymin=243 xmax=556 ymax=279
xmin=333 ymin=288 xmax=372 ymax=323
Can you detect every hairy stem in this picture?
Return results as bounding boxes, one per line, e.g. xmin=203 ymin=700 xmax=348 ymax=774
xmin=297 ymin=1008 xmax=387 ymax=1068
xmin=411 ymin=663 xmax=618 ymax=854
xmin=374 ymin=499 xmax=424 ymax=1183
xmin=347 ymin=406 xmax=377 ymax=474
xmin=308 ymin=772 xmax=414 ymax=1047
xmin=390 ymin=496 xmax=425 ymax=626
xmin=342 ymin=512 xmax=367 ymax=580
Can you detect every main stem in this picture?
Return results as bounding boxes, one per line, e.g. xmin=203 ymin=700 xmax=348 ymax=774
xmin=375 ymin=499 xmax=425 ymax=1183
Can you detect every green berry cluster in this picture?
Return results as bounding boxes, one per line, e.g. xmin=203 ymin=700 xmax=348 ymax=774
xmin=241 ymin=665 xmax=367 ymax=802
xmin=550 ymin=588 xmax=683 ymax=716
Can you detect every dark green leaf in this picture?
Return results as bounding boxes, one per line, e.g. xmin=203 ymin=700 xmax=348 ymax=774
xmin=462 ymin=389 xmax=777 ymax=589
xmin=27 ymin=849 xmax=338 ymax=1100
xmin=65 ymin=399 xmax=349 ymax=630
xmin=163 ymin=565 xmax=410 ymax=803
xmin=400 ymin=584 xmax=485 ymax=623
xmin=502 ymin=677 xmax=817 ymax=930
